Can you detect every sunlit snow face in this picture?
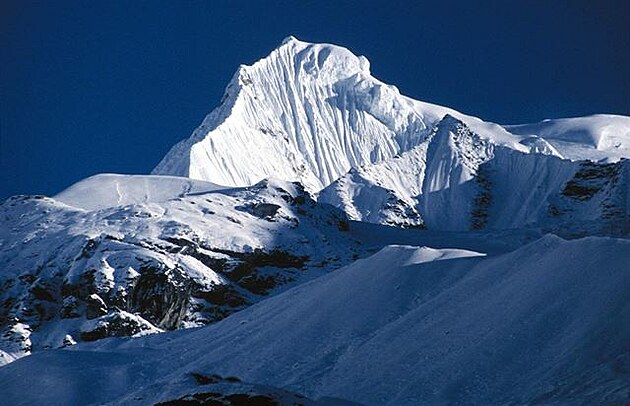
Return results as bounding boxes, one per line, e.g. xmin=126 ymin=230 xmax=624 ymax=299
xmin=296 ymin=43 xmax=370 ymax=84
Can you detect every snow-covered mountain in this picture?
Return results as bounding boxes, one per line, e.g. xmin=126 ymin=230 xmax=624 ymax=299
xmin=151 ymin=36 xmax=525 ymax=191
xmin=0 ymin=176 xmax=359 ymax=364
xmin=152 ymin=36 xmax=629 ymax=232
xmin=153 ymin=36 xmax=629 ymax=194
xmin=319 ymin=115 xmax=494 ymax=229
xmin=505 ymin=114 xmax=630 ymax=162
xmin=321 ymin=115 xmax=630 ymax=234
xmin=1 ymin=37 xmax=629 ymax=404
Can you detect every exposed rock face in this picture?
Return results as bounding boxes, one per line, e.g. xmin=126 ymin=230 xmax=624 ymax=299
xmin=80 ymin=311 xmax=159 ymax=342
xmin=0 ymin=179 xmax=361 ymax=362
xmin=85 ymin=293 xmax=108 ymax=320
xmin=154 ymin=372 xmax=361 ymax=406
xmin=129 ymin=267 xmax=192 ymax=329
xmin=471 ymin=165 xmax=493 ymax=230
xmin=547 ymin=159 xmax=630 ymax=236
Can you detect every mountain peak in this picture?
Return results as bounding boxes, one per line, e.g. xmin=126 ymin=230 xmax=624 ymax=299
xmin=436 ymin=113 xmax=465 ymax=129
xmin=153 ymin=39 xmax=627 ymax=193
xmin=153 ymin=39 xmax=440 ymax=191
xmin=280 ymin=35 xmax=300 ymax=45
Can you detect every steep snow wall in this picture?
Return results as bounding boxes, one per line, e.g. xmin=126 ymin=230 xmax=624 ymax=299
xmin=153 ymin=37 xmax=526 ymax=192
xmin=153 ymin=38 xmax=629 ymax=195
xmin=321 ymin=116 xmax=629 ymax=234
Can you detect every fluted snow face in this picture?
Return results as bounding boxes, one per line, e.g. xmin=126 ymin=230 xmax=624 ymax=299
xmin=153 ymin=37 xmax=523 ymax=192
xmin=154 ymin=37 xmax=629 ymax=196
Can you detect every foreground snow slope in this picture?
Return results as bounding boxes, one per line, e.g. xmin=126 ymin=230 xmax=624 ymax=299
xmin=2 ymin=235 xmax=627 ymax=405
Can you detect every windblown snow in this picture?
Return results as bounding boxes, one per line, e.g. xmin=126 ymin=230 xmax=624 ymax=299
xmin=152 ymin=36 xmax=629 ymax=230
xmin=152 ymin=36 xmax=527 ymax=191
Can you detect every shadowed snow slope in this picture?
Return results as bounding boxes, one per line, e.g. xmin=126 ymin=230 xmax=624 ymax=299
xmin=1 ymin=235 xmax=628 ymax=405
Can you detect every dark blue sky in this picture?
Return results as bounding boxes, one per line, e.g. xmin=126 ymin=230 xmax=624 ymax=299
xmin=1 ymin=0 xmax=629 ymax=199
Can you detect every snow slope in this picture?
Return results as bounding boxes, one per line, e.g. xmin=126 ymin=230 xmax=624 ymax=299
xmin=54 ymin=174 xmax=226 ymax=211
xmin=1 ymin=235 xmax=627 ymax=405
xmin=316 ymin=147 xmax=427 ymax=228
xmin=506 ymin=114 xmax=630 ymax=162
xmin=321 ymin=115 xmax=630 ymax=233
xmin=2 ymin=36 xmax=629 ymax=404
xmin=0 ymin=178 xmax=359 ymax=365
xmin=318 ymin=115 xmax=492 ymax=229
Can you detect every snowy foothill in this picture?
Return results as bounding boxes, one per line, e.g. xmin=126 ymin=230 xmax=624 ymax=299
xmin=1 ymin=235 xmax=628 ymax=405
xmin=0 ymin=178 xmax=363 ymax=365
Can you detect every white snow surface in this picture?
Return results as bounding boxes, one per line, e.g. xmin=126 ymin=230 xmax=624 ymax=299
xmin=321 ymin=115 xmax=630 ymax=232
xmin=153 ymin=37 xmax=629 ymax=194
xmin=1 ymin=36 xmax=630 ymax=404
xmin=1 ymin=235 xmax=628 ymax=405
xmin=505 ymin=114 xmax=630 ymax=162
xmin=0 ymin=178 xmax=361 ymax=361
xmin=54 ymin=173 xmax=226 ymax=211
xmin=153 ymin=37 xmax=531 ymax=192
